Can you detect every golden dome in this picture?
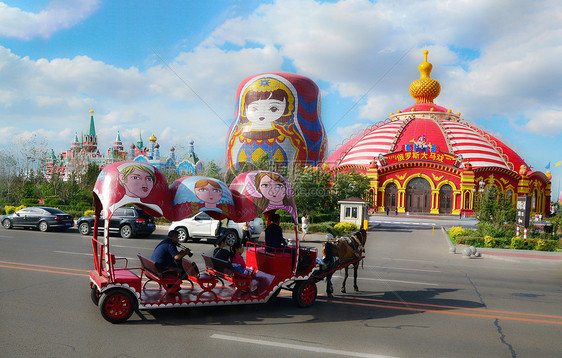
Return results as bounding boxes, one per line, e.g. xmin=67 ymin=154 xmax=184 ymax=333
xmin=409 ymin=50 xmax=441 ymax=104
xmin=149 ymin=133 xmax=157 ymax=142
xmin=89 ymin=109 xmax=94 ymax=114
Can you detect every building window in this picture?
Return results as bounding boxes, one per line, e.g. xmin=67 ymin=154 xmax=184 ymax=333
xmin=345 ymin=206 xmax=358 ymax=219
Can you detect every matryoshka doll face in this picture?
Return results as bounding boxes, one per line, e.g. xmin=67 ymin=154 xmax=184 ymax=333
xmin=122 ymin=169 xmax=154 ymax=199
xmin=258 ymin=175 xmax=286 ymax=205
xmin=246 ymin=96 xmax=287 ymax=130
xmin=196 ymin=183 xmax=223 ymax=206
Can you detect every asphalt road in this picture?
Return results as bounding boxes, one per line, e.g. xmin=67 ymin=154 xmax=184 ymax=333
xmin=1 ymin=224 xmax=561 ymax=358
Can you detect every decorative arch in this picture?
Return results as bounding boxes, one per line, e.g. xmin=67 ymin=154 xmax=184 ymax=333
xmin=438 ymin=184 xmax=453 ymax=214
xmin=405 ymin=176 xmax=432 ymax=213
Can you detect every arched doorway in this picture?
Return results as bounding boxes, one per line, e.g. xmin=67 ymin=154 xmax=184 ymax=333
xmin=406 ymin=177 xmax=431 ymax=213
xmin=439 ymin=184 xmax=453 ymax=214
xmin=385 ymin=183 xmax=398 ymax=212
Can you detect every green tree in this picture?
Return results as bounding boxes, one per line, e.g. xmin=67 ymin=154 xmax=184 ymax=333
xmin=292 ymin=166 xmax=333 ymax=214
xmin=476 ymin=186 xmax=516 ymax=228
xmin=332 ymin=170 xmax=371 ymax=202
xmin=204 ymin=160 xmax=224 ymax=181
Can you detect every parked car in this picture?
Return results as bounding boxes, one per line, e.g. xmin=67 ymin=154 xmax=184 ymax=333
xmin=2 ymin=207 xmax=74 ymax=232
xmin=77 ymin=206 xmax=156 ymax=239
xmin=168 ymin=211 xmax=263 ymax=246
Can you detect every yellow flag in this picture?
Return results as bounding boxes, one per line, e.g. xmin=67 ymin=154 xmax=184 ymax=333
xmin=555 ymin=161 xmax=562 ymax=167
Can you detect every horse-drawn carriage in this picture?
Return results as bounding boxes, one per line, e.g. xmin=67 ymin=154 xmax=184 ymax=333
xmin=89 ymin=161 xmax=366 ymax=323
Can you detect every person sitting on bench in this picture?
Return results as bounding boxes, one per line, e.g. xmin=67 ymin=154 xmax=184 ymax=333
xmin=151 ymin=229 xmax=192 ymax=275
xmin=213 ymin=236 xmax=230 ymax=261
xmin=264 ymin=213 xmax=288 ymax=249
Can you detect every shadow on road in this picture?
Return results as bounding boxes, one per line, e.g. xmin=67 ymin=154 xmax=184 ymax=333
xmin=126 ymin=287 xmax=484 ymax=326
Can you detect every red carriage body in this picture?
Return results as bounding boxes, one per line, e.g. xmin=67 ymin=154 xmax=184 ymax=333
xmin=89 ymin=162 xmax=317 ymax=323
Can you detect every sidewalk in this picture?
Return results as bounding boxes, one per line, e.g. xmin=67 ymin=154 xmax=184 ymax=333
xmin=476 ymin=247 xmax=562 ymax=264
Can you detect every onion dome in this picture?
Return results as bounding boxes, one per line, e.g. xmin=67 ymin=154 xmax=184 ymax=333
xmin=328 ymin=50 xmax=528 ymax=171
xmin=149 ymin=133 xmax=157 ymax=142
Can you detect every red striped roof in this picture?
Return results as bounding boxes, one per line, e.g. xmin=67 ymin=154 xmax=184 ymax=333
xmin=329 ymin=110 xmax=527 ymax=171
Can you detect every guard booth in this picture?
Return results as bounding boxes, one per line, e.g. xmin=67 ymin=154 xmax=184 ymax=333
xmin=338 ymin=197 xmax=369 ymax=229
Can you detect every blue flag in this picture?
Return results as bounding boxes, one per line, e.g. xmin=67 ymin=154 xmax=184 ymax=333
xmin=545 ymin=162 xmax=550 ymax=170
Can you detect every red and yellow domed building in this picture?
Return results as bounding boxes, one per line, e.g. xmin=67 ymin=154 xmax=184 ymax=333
xmin=328 ymin=50 xmax=551 ymax=216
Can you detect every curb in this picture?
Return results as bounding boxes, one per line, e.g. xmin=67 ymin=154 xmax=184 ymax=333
xmin=441 ymin=227 xmax=562 ymax=264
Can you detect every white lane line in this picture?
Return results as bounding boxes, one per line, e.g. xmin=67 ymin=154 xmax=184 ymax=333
xmin=54 ymin=251 xmax=92 ymax=256
xmin=368 ymin=266 xmax=441 ymax=273
xmin=211 ymin=334 xmax=399 ymax=358
xmin=331 ymin=275 xmax=438 ymax=286
xmin=112 ymin=244 xmax=154 ymax=250
xmin=379 ymin=258 xmax=435 ymax=263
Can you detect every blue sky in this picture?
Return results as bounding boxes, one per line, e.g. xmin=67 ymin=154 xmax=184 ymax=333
xmin=1 ymin=0 xmax=561 ymax=197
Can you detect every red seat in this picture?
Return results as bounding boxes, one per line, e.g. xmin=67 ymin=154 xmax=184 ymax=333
xmin=137 ymin=254 xmax=183 ymax=297
xmin=181 ymin=259 xmax=219 ymax=301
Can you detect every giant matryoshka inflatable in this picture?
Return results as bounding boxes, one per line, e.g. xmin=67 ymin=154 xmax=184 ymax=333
xmin=225 ymin=72 xmax=327 ymax=170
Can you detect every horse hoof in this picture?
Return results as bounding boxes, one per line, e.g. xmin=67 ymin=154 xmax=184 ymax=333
xmin=341 ymin=288 xmax=346 ymax=293
xmin=354 ymin=288 xmax=359 ymax=292
xmin=327 ymin=293 xmax=333 ymax=298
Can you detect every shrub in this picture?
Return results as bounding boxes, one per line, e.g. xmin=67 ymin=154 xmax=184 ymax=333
xmin=511 ymin=237 xmax=523 ymax=249
xmin=334 ymin=222 xmax=358 ymax=235
xmin=15 ymin=205 xmax=26 ymax=212
xmin=536 ymin=239 xmax=558 ymax=251
xmin=44 ymin=197 xmax=65 ymax=207
xmin=309 ymin=221 xmax=338 ymax=234
xmin=21 ymin=198 xmax=38 ymax=206
xmin=448 ymin=227 xmax=469 ymax=240
xmin=5 ymin=205 xmax=18 ymax=214
xmin=280 ymin=222 xmax=295 ymax=231
xmin=484 ymin=236 xmax=495 ymax=248
xmin=84 ymin=210 xmax=95 ymax=216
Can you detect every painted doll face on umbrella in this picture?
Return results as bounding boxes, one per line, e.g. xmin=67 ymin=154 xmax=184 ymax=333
xmin=246 ymin=96 xmax=287 ymax=130
xmin=258 ymin=175 xmax=287 ymax=205
xmin=121 ymin=168 xmax=154 ymax=199
xmin=195 ymin=180 xmax=223 ymax=209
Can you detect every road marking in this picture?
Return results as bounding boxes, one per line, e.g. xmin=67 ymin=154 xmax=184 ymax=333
xmin=54 ymin=251 xmax=92 ymax=256
xmin=319 ymin=296 xmax=562 ymax=325
xmin=0 ymin=260 xmax=89 ymax=277
xmin=365 ymin=265 xmax=441 ymax=273
xmin=330 ymin=275 xmax=439 ymax=286
xmin=371 ymin=221 xmax=436 ymax=226
xmin=211 ymin=334 xmax=399 ymax=358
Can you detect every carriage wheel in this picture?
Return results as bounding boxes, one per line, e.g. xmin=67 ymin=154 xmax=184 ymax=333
xmin=99 ymin=289 xmax=137 ymax=324
xmin=292 ymin=280 xmax=317 ymax=308
xmin=91 ymin=286 xmax=101 ymax=306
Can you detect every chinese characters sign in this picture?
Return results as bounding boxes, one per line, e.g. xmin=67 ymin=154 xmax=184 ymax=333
xmin=516 ymin=196 xmax=531 ymax=227
xmin=380 ymin=149 xmax=462 ymax=167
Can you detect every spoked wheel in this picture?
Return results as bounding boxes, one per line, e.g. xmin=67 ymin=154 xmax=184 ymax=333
xmin=177 ymin=227 xmax=189 ymax=243
xmin=91 ymin=286 xmax=101 ymax=306
xmin=120 ymin=224 xmax=132 ymax=239
xmin=292 ymin=280 xmax=317 ymax=308
xmin=79 ymin=222 xmax=91 ymax=236
xmin=223 ymin=230 xmax=239 ymax=246
xmin=99 ymin=289 xmax=137 ymax=324
xmin=2 ymin=219 xmax=12 ymax=229
xmin=38 ymin=221 xmax=49 ymax=232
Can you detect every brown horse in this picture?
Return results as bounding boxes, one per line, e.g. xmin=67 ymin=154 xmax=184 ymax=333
xmin=322 ymin=229 xmax=367 ymax=297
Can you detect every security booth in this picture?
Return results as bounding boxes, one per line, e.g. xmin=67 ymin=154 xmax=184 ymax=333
xmin=338 ymin=197 xmax=369 ymax=229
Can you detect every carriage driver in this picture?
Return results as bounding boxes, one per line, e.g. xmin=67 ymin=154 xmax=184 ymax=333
xmin=264 ymin=213 xmax=288 ymax=248
xmin=151 ymin=230 xmax=193 ymax=275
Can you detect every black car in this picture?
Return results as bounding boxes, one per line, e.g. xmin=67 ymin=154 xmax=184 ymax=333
xmin=2 ymin=207 xmax=74 ymax=232
xmin=77 ymin=206 xmax=156 ymax=239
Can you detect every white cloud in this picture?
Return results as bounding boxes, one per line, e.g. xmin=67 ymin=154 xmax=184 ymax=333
xmin=523 ymin=109 xmax=562 ymax=136
xmin=1 ymin=0 xmax=560 ymax=167
xmin=0 ymin=0 xmax=100 ymax=40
